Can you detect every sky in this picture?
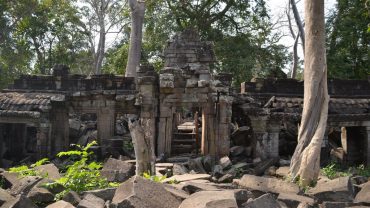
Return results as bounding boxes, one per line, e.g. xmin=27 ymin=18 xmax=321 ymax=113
xmin=266 ymin=0 xmax=337 ymax=72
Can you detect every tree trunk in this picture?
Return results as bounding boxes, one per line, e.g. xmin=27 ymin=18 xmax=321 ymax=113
xmin=95 ymin=18 xmax=106 ymax=74
xmin=291 ymin=32 xmax=299 ymax=79
xmin=125 ymin=0 xmax=145 ymax=77
xmin=128 ymin=117 xmax=155 ymax=175
xmin=290 ymin=0 xmax=305 ymax=53
xmin=289 ymin=0 xmax=329 ymax=187
xmin=94 ymin=0 xmax=106 ymax=75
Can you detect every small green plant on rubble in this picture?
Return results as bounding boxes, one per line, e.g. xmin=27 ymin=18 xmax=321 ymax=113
xmin=9 ymin=158 xmax=50 ymax=177
xmin=348 ymin=164 xmax=370 ymax=178
xmin=142 ymin=172 xmax=167 ymax=183
xmin=44 ymin=141 xmax=119 ymax=200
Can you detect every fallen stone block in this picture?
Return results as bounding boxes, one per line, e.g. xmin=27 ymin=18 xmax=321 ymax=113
xmin=46 ymin=200 xmax=75 ymax=208
xmin=62 ymin=191 xmax=81 ymax=206
xmin=275 ymin=166 xmax=290 ymax=178
xmin=234 ymin=189 xmax=254 ymax=206
xmin=179 ymin=190 xmax=238 ymax=208
xmin=242 ymin=193 xmax=281 ymax=208
xmin=188 ymin=157 xmax=207 ymax=174
xmin=100 ymin=158 xmax=134 ymax=182
xmin=34 ymin=163 xmax=61 ymax=180
xmin=164 ymin=173 xmax=211 ymax=183
xmin=307 ymin=176 xmax=354 ymax=203
xmin=219 ymin=156 xmax=232 ymax=170
xmin=82 ymin=187 xmax=116 ymax=201
xmin=182 ymin=182 xmax=221 ymax=194
xmin=0 ymin=194 xmax=37 ymax=208
xmin=277 ymin=193 xmax=315 ymax=208
xmin=202 ymin=155 xmax=215 ymax=173
xmin=77 ymin=194 xmax=105 ymax=208
xmin=354 ymin=181 xmax=370 ymax=204
xmin=27 ymin=184 xmax=54 ymax=204
xmin=173 ymin=163 xmax=189 ymax=175
xmin=164 ymin=184 xmax=190 ymax=201
xmin=234 ymin=174 xmax=300 ymax=194
xmin=10 ymin=176 xmax=43 ymax=196
xmin=0 ymin=172 xmax=19 ymax=189
xmin=217 ymin=173 xmax=234 ymax=183
xmin=252 ymin=157 xmax=279 ymax=176
xmin=111 ymin=176 xmax=181 ymax=208
xmin=319 ymin=201 xmax=364 ymax=208
xmin=0 ymin=188 xmax=14 ymax=206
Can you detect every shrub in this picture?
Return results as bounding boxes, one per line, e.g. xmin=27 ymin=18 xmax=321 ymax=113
xmin=321 ymin=162 xmax=350 ymax=179
xmin=9 ymin=158 xmax=49 ymax=177
xmin=44 ymin=141 xmax=119 ymax=199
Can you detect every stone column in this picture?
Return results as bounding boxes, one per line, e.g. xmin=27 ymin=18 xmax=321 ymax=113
xmin=157 ymin=105 xmax=174 ymax=156
xmin=250 ymin=116 xmax=269 ymax=160
xmin=366 ymin=126 xmax=370 ymax=166
xmin=266 ymin=121 xmax=280 ymax=158
xmin=97 ymin=106 xmax=115 ymax=149
xmin=50 ymin=106 xmax=69 ymax=155
xmin=36 ymin=123 xmax=50 ymax=159
xmin=138 ymin=75 xmax=157 ymax=172
xmin=201 ymin=102 xmax=216 ymax=156
xmin=216 ymin=96 xmax=233 ymax=157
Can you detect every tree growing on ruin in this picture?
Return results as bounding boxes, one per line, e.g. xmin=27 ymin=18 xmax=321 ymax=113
xmin=125 ymin=0 xmax=145 ymax=78
xmin=125 ymin=0 xmax=155 ymax=176
xmin=289 ymin=0 xmax=329 ymax=186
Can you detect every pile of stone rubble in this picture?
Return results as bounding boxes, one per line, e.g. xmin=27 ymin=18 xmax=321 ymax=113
xmin=0 ymin=156 xmax=369 ymax=208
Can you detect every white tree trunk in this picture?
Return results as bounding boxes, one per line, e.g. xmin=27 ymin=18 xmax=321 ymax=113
xmin=290 ymin=0 xmax=305 ymax=53
xmin=291 ymin=32 xmax=299 ymax=79
xmin=125 ymin=0 xmax=145 ymax=77
xmin=95 ymin=12 xmax=106 ymax=75
xmin=289 ymin=0 xmax=329 ymax=187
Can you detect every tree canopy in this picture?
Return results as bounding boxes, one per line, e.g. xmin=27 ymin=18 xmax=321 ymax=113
xmin=0 ymin=0 xmax=369 ymax=89
xmin=326 ymin=0 xmax=370 ymax=79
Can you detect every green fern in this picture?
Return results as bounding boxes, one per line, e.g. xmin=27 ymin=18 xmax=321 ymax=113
xmin=9 ymin=158 xmax=49 ymax=177
xmin=45 ymin=141 xmax=118 ymax=200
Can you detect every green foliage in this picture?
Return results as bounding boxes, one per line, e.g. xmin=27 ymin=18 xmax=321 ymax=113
xmin=326 ymin=0 xmax=370 ymax=79
xmin=349 ymin=164 xmax=370 ymax=178
xmin=321 ymin=162 xmax=370 ymax=179
xmin=321 ymin=162 xmax=350 ymax=179
xmin=98 ymin=0 xmax=288 ymax=85
xmin=8 ymin=158 xmax=50 ymax=177
xmin=142 ymin=172 xmax=167 ymax=183
xmin=45 ymin=141 xmax=119 ymax=200
xmin=1 ymin=0 xmax=92 ymax=79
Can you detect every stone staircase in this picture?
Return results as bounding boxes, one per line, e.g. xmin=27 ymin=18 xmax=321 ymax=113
xmin=172 ymin=122 xmax=199 ymax=155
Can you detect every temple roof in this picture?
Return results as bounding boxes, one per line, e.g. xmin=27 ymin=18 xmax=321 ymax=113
xmin=0 ymin=92 xmax=63 ymax=112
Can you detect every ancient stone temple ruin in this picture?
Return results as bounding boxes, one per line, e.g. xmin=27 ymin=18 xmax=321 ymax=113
xmin=158 ymin=30 xmax=233 ymax=157
xmin=0 ymin=29 xmax=370 ymax=168
xmin=234 ymin=78 xmax=370 ymax=165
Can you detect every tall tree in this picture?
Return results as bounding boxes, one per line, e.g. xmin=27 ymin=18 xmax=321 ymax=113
xmin=286 ymin=0 xmax=301 ymax=79
xmin=326 ymin=0 xmax=369 ymax=79
xmin=144 ymin=0 xmax=289 ymax=85
xmin=125 ymin=0 xmax=155 ymax=176
xmin=80 ymin=0 xmax=127 ymax=75
xmin=125 ymin=0 xmax=145 ymax=77
xmin=290 ymin=0 xmax=305 ymax=53
xmin=289 ymin=0 xmax=329 ymax=186
xmin=0 ymin=0 xmax=31 ymax=89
